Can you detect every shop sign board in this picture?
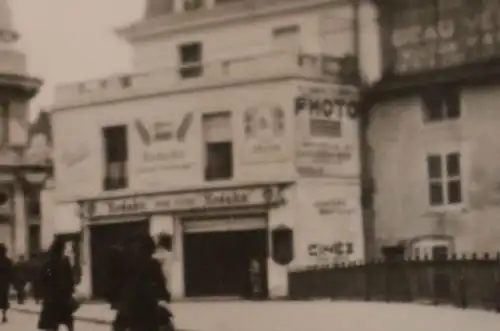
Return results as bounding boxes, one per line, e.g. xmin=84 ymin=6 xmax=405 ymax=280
xmin=294 ymin=84 xmax=360 ymax=179
xmin=382 ymin=0 xmax=500 ymax=75
xmin=81 ymin=185 xmax=286 ymax=219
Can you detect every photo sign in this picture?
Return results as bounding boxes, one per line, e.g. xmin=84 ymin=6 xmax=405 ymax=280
xmin=131 ymin=111 xmax=196 ymax=177
xmin=382 ymin=0 xmax=500 ymax=75
xmin=241 ymin=104 xmax=288 ymax=163
xmin=81 ymin=185 xmax=286 ymax=219
xmin=294 ymin=85 xmax=360 ymax=178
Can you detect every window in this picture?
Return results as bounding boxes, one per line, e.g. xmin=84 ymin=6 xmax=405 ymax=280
xmin=272 ymin=25 xmax=300 ymax=51
xmin=427 ymin=152 xmax=462 ymax=206
xmin=203 ymin=112 xmax=233 ymax=180
xmin=103 ymin=125 xmax=128 ymax=190
xmin=179 ymin=42 xmax=203 ymax=79
xmin=26 ymin=188 xmax=41 ymax=217
xmin=422 ymin=87 xmax=460 ymax=122
xmin=28 ymin=224 xmax=41 ymax=259
xmin=184 ymin=0 xmax=204 ymax=11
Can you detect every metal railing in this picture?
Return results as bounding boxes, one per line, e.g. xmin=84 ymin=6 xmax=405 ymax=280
xmin=289 ymin=253 xmax=500 ymax=312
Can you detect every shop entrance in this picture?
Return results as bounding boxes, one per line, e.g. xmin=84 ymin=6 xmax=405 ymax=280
xmin=183 ymin=216 xmax=268 ymax=298
xmin=90 ymin=219 xmax=149 ymax=299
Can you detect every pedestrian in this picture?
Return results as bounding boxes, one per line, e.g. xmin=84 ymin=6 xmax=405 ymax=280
xmin=0 ymin=243 xmax=13 ymax=323
xmin=249 ymin=258 xmax=262 ymax=300
xmin=120 ymin=234 xmax=172 ymax=331
xmin=108 ymin=238 xmax=133 ymax=331
xmin=37 ymin=237 xmax=79 ymax=331
xmin=13 ymin=254 xmax=28 ymax=305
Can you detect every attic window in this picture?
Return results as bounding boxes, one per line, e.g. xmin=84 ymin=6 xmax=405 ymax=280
xmin=184 ymin=0 xmax=204 ymax=11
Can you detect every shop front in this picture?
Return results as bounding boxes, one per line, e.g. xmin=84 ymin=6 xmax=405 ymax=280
xmin=78 ymin=183 xmax=289 ymax=299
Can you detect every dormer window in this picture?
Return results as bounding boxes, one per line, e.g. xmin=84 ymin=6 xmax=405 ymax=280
xmin=184 ymin=0 xmax=204 ymax=11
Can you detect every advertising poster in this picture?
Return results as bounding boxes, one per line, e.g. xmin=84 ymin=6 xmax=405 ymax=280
xmin=294 ymin=84 xmax=360 ymax=179
xmin=241 ymin=104 xmax=288 ymax=164
xmin=296 ymin=184 xmax=364 ymax=266
xmin=130 ymin=111 xmax=199 ymax=189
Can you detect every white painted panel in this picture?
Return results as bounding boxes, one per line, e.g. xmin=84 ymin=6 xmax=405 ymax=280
xmin=183 ymin=217 xmax=266 ymax=233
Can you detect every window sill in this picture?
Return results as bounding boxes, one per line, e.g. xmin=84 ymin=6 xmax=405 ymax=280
xmin=423 ymin=203 xmax=468 ymax=216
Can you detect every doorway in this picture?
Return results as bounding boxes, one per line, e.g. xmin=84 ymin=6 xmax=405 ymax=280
xmin=90 ymin=220 xmax=149 ymax=299
xmin=183 ymin=218 xmax=268 ymax=298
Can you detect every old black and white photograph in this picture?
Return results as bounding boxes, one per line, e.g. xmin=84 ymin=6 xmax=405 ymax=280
xmin=0 ymin=0 xmax=499 ymax=330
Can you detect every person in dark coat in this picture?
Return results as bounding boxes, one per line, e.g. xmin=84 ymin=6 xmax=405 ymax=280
xmin=0 ymin=243 xmax=13 ymax=323
xmin=13 ymin=254 xmax=28 ymax=304
xmin=118 ymin=234 xmax=172 ymax=331
xmin=37 ymin=237 xmax=77 ymax=331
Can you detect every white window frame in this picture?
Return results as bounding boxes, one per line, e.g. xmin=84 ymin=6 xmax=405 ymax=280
xmin=427 ymin=151 xmax=463 ymax=209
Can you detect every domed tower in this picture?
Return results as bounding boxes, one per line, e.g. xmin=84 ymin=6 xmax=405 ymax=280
xmin=0 ymin=0 xmax=44 ymax=259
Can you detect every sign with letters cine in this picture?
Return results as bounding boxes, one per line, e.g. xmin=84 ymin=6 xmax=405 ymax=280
xmin=83 ymin=186 xmax=285 ymax=218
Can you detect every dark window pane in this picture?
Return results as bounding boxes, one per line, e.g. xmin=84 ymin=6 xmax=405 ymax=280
xmin=205 ymin=142 xmax=233 ymax=180
xmin=422 ymin=90 xmax=444 ymax=121
xmin=429 ymin=182 xmax=444 ymax=205
xmin=427 ymin=155 xmax=442 ymax=179
xmin=447 ymin=180 xmax=462 ymax=204
xmin=446 ymin=153 xmax=460 ymax=177
xmin=103 ymin=125 xmax=128 ymax=162
xmin=180 ymin=43 xmax=202 ymax=64
xmin=445 ymin=88 xmax=460 ymax=119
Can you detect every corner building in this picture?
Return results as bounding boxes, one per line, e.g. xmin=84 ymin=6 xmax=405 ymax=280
xmin=364 ymin=0 xmax=500 ymax=260
xmin=51 ymin=0 xmax=369 ymax=299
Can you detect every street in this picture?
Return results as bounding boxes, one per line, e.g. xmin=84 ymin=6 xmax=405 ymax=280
xmin=4 ymin=310 xmax=108 ymax=331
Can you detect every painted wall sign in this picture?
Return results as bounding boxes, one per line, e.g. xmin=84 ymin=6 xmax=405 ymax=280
xmin=241 ymin=105 xmax=287 ymax=163
xmin=83 ymin=185 xmax=285 ymax=218
xmin=308 ymin=242 xmax=354 ymax=257
xmin=314 ymin=199 xmax=356 ymax=215
xmin=382 ymin=1 xmax=500 ymax=75
xmin=61 ymin=143 xmax=90 ymax=169
xmin=132 ymin=112 xmax=196 ymax=176
xmin=294 ymin=85 xmax=360 ymax=178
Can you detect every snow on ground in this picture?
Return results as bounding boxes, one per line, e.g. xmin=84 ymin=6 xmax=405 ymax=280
xmin=170 ymin=301 xmax=500 ymax=331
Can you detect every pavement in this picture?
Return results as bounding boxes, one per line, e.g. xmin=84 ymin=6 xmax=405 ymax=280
xmin=10 ymin=299 xmax=500 ymax=331
xmin=4 ymin=310 xmax=113 ymax=331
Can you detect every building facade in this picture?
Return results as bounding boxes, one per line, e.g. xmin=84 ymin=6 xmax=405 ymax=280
xmin=364 ymin=0 xmax=500 ymax=260
xmin=0 ymin=0 xmax=51 ymax=260
xmin=49 ymin=0 xmax=379 ymax=299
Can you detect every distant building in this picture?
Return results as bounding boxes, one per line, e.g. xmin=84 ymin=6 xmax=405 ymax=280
xmin=49 ymin=0 xmax=379 ymax=299
xmin=363 ymin=0 xmax=500 ymax=260
xmin=0 ymin=0 xmax=48 ymax=259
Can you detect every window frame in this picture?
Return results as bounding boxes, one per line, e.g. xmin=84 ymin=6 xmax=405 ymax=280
xmin=178 ymin=42 xmax=203 ymax=79
xmin=102 ymin=125 xmax=129 ymax=191
xmin=421 ymin=86 xmax=461 ymax=123
xmin=426 ymin=151 xmax=463 ymax=208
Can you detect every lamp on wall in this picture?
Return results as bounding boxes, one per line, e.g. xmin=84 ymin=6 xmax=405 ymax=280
xmin=271 ymin=225 xmax=294 ymax=266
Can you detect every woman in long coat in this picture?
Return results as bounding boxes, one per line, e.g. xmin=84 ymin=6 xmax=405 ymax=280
xmin=0 ymin=243 xmax=13 ymax=323
xmin=37 ymin=237 xmax=77 ymax=331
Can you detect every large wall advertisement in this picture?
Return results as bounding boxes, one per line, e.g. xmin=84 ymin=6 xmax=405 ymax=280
xmin=380 ymin=0 xmax=500 ymax=75
xmin=294 ymin=84 xmax=360 ymax=179
xmin=129 ymin=110 xmax=202 ymax=191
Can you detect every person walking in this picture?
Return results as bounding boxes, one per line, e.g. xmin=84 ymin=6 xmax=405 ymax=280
xmin=120 ymin=234 xmax=172 ymax=331
xmin=37 ymin=237 xmax=78 ymax=331
xmin=0 ymin=243 xmax=13 ymax=323
xmin=13 ymin=254 xmax=28 ymax=304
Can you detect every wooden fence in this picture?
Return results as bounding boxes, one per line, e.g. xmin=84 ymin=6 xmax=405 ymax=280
xmin=288 ymin=253 xmax=500 ymax=311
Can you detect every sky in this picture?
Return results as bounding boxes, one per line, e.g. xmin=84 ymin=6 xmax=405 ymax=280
xmin=11 ymin=0 xmax=144 ymax=120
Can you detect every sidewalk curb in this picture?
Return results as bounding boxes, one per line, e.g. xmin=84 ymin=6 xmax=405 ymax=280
xmin=11 ymin=306 xmax=111 ymax=325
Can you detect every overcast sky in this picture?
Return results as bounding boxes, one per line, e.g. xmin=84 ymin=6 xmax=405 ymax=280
xmin=11 ymin=0 xmax=143 ymax=120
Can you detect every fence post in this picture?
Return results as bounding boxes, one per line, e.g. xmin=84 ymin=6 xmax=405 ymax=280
xmin=364 ymin=261 xmax=370 ymax=302
xmin=458 ymin=254 xmax=468 ymax=309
